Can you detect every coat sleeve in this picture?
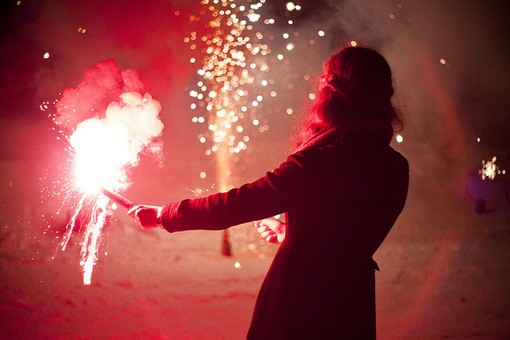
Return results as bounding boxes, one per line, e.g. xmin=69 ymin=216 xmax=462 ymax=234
xmin=159 ymin=150 xmax=322 ymax=232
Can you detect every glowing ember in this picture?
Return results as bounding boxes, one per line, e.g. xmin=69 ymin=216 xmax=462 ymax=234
xmin=48 ymin=60 xmax=163 ymax=284
xmin=479 ymin=156 xmax=504 ymax=180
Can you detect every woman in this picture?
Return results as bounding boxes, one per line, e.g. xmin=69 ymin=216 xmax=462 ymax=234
xmin=129 ymin=47 xmax=409 ymax=339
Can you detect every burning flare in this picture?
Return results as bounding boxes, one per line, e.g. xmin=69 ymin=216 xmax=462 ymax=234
xmin=51 ymin=60 xmax=163 ymax=284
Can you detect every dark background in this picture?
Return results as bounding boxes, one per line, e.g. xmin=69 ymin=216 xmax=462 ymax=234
xmin=1 ymin=1 xmax=509 ymax=338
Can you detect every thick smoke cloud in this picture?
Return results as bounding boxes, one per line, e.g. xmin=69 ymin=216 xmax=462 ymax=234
xmin=54 ymin=59 xmax=144 ymax=131
xmin=59 ymin=59 xmax=164 ymax=192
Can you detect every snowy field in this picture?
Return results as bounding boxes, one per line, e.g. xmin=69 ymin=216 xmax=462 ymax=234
xmin=1 ymin=162 xmax=509 ymax=339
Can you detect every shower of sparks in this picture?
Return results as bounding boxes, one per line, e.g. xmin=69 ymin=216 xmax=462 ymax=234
xmin=185 ymin=0 xmax=328 ymax=190
xmin=479 ymin=156 xmax=505 ymax=180
xmin=43 ymin=61 xmax=163 ymax=285
xmin=186 ymin=0 xmax=274 ymax=189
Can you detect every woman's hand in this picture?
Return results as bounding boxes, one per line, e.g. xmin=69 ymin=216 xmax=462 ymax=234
xmin=128 ymin=205 xmax=163 ymax=230
xmin=255 ymin=218 xmax=286 ymax=244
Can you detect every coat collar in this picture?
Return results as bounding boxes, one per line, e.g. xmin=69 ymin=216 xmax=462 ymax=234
xmin=295 ymin=120 xmax=393 ymax=153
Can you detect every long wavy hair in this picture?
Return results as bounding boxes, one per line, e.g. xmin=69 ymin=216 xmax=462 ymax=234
xmin=294 ymin=47 xmax=402 ymax=150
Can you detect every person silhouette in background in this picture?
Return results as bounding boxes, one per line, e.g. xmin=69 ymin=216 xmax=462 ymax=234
xmin=129 ymin=46 xmax=409 ymax=339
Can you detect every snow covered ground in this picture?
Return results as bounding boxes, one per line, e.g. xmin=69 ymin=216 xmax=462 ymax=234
xmin=1 ymin=166 xmax=509 ymax=339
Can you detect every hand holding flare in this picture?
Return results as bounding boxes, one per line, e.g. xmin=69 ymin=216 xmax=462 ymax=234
xmin=99 ymin=188 xmax=162 ymax=229
xmin=128 ymin=205 xmax=163 ymax=230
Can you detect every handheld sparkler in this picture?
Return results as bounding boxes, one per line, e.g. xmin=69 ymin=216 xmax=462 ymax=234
xmin=99 ymin=188 xmax=134 ymax=210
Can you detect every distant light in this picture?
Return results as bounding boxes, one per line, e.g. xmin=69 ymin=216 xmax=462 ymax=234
xmin=389 ymin=13 xmax=395 ymax=20
xmin=200 ymin=171 xmax=207 ymax=179
xmin=286 ymin=43 xmax=295 ymax=51
xmin=479 ymin=156 xmax=499 ymax=180
xmin=476 ymin=137 xmax=481 ymax=143
xmin=318 ymin=30 xmax=325 ymax=37
xmin=43 ymin=52 xmax=50 ymax=59
xmin=440 ymin=58 xmax=447 ymax=65
xmin=286 ymin=108 xmax=293 ymax=115
xmin=350 ymin=40 xmax=357 ymax=47
xmin=234 ymin=261 xmax=241 ymax=269
xmin=285 ymin=2 xmax=295 ymax=11
xmin=396 ymin=134 xmax=404 ymax=143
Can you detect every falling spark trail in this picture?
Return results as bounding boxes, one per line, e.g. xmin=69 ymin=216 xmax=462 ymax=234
xmin=81 ymin=194 xmax=109 ymax=286
xmin=61 ymin=194 xmax=87 ymax=252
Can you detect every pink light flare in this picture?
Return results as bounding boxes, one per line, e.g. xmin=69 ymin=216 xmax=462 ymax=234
xmin=52 ymin=60 xmax=164 ymax=285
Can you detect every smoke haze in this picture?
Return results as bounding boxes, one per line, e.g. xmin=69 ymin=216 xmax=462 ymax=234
xmin=0 ymin=0 xmax=508 ymax=197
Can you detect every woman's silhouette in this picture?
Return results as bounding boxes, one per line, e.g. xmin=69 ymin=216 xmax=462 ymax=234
xmin=129 ymin=46 xmax=409 ymax=339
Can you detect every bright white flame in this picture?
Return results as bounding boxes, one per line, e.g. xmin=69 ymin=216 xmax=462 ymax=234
xmin=70 ymin=93 xmax=163 ymax=194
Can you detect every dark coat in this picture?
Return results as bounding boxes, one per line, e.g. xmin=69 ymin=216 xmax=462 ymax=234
xmin=160 ymin=127 xmax=409 ymax=339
